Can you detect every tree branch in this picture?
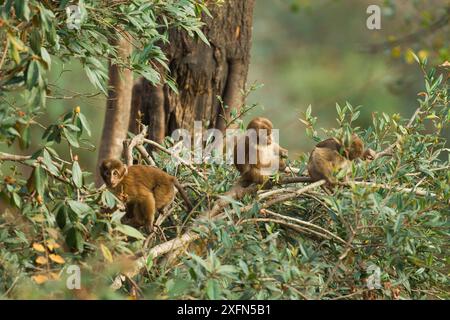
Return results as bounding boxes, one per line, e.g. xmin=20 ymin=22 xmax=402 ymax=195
xmin=143 ymin=138 xmax=207 ymax=180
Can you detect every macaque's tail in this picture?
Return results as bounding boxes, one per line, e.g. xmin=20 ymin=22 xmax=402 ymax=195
xmin=173 ymin=178 xmax=194 ymax=212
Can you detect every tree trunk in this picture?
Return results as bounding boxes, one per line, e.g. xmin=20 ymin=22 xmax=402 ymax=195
xmin=96 ymin=34 xmax=133 ymax=184
xmin=131 ymin=0 xmax=255 ymax=142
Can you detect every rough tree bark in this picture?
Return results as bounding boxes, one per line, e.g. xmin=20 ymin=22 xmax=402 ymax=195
xmin=96 ymin=34 xmax=133 ymax=184
xmin=129 ymin=1 xmax=256 ymax=142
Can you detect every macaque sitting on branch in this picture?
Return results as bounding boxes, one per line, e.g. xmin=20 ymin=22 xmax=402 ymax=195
xmin=100 ymin=159 xmax=193 ymax=232
xmin=233 ymin=117 xmax=288 ymax=187
xmin=307 ymin=134 xmax=375 ymax=187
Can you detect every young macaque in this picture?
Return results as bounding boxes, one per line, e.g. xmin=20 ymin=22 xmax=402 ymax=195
xmin=307 ymin=134 xmax=373 ymax=186
xmin=233 ymin=117 xmax=288 ymax=187
xmin=100 ymin=159 xmax=193 ymax=232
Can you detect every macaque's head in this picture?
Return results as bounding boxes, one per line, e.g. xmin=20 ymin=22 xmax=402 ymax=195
xmin=100 ymin=159 xmax=127 ymax=188
xmin=362 ymin=148 xmax=376 ymax=161
xmin=347 ymin=134 xmax=365 ymax=160
xmin=246 ymin=117 xmax=273 ymax=145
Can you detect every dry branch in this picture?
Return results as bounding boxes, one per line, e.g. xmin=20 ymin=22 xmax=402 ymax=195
xmin=122 ymin=126 xmax=156 ymax=166
xmin=260 ymin=209 xmax=347 ymax=245
xmin=0 ymin=152 xmax=31 ymax=161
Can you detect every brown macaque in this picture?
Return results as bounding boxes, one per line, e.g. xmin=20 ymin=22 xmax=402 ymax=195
xmin=308 ymin=134 xmax=373 ymax=185
xmin=233 ymin=117 xmax=288 ymax=187
xmin=100 ymin=159 xmax=193 ymax=232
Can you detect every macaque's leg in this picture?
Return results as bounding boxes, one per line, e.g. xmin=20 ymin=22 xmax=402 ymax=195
xmin=124 ymin=202 xmax=134 ymax=224
xmin=132 ymin=202 xmax=147 ymax=226
xmin=139 ymin=193 xmax=156 ymax=233
xmin=124 ymin=202 xmax=142 ymax=227
xmin=153 ymin=182 xmax=175 ymax=210
xmin=241 ymin=167 xmax=264 ymax=186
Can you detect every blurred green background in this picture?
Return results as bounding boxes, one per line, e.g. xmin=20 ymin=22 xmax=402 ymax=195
xmin=7 ymin=0 xmax=449 ymax=174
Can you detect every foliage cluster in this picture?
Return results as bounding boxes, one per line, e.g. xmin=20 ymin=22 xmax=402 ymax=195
xmin=1 ymin=60 xmax=448 ymax=299
xmin=0 ymin=0 xmax=448 ymax=300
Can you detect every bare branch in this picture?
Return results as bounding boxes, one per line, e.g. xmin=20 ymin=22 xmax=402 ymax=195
xmin=0 ymin=152 xmax=31 ymax=161
xmin=261 ymin=209 xmax=347 ymax=245
xmin=143 ymin=138 xmax=207 ymax=180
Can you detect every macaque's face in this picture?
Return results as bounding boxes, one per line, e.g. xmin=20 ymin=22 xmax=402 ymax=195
xmin=105 ymin=168 xmax=122 ymax=187
xmin=100 ymin=159 xmax=125 ymax=188
xmin=348 ymin=135 xmax=364 ymax=160
xmin=246 ymin=117 xmax=273 ymax=145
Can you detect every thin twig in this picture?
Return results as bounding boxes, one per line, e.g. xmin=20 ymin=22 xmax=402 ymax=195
xmin=239 ymin=217 xmax=337 ymax=242
xmin=0 ymin=38 xmax=9 ymax=73
xmin=342 ymin=180 xmax=435 ymax=197
xmin=261 ymin=209 xmax=347 ymax=245
xmin=375 ymin=107 xmax=422 ymax=159
xmin=143 ymin=138 xmax=207 ymax=180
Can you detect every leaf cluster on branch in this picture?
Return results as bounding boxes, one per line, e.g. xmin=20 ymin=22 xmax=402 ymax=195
xmin=0 ymin=58 xmax=448 ymax=299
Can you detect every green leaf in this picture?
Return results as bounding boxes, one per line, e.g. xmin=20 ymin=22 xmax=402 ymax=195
xmin=33 ymin=165 xmax=46 ymax=196
xmin=166 ymin=278 xmax=191 ymax=298
xmin=190 ymin=253 xmax=211 ymax=272
xmin=29 ymin=30 xmax=42 ymax=54
xmin=84 ymin=66 xmax=107 ymax=94
xmin=12 ymin=193 xmax=22 ymax=208
xmin=68 ymin=200 xmax=91 ymax=216
xmin=206 ymin=279 xmax=220 ymax=300
xmin=115 ymin=224 xmax=145 ymax=240
xmin=72 ymin=161 xmax=83 ymax=189
xmin=26 ymin=61 xmax=40 ymax=90
xmin=217 ymin=265 xmax=237 ymax=275
xmin=19 ymin=125 xmax=31 ymax=149
xmin=101 ymin=189 xmax=116 ymax=208
xmin=66 ymin=227 xmax=83 ymax=252
xmin=14 ymin=0 xmax=30 ymax=21
xmin=78 ymin=113 xmax=91 ymax=137
xmin=56 ymin=205 xmax=67 ymax=229
xmin=42 ymin=149 xmax=59 ymax=176
xmin=40 ymin=47 xmax=51 ymax=69
xmin=63 ymin=128 xmax=80 ymax=147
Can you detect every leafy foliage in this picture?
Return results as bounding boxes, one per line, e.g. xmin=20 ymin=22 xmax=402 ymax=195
xmin=0 ymin=0 xmax=207 ymax=145
xmin=0 ymin=0 xmax=448 ymax=300
xmin=0 ymin=56 xmax=448 ymax=299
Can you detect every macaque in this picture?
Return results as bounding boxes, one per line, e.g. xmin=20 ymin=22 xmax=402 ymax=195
xmin=307 ymin=134 xmax=373 ymax=185
xmin=100 ymin=159 xmax=193 ymax=232
xmin=233 ymin=117 xmax=288 ymax=187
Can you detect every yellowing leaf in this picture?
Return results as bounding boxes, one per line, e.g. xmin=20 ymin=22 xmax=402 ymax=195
xmin=36 ymin=256 xmax=48 ymax=265
xmin=49 ymin=272 xmax=60 ymax=280
xmin=100 ymin=244 xmax=113 ymax=263
xmin=32 ymin=274 xmax=49 ymax=284
xmin=418 ymin=50 xmax=428 ymax=61
xmin=391 ymin=46 xmax=401 ymax=58
xmin=387 ymin=35 xmax=397 ymax=42
xmin=32 ymin=243 xmax=46 ymax=253
xmin=7 ymin=32 xmax=27 ymax=52
xmin=49 ymin=254 xmax=65 ymax=264
xmin=46 ymin=239 xmax=60 ymax=251
xmin=405 ymin=49 xmax=415 ymax=64
xmin=32 ymin=214 xmax=46 ymax=223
